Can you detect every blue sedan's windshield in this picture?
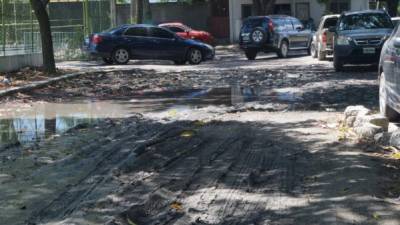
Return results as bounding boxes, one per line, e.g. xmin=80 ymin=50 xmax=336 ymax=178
xmin=339 ymin=13 xmax=393 ymax=31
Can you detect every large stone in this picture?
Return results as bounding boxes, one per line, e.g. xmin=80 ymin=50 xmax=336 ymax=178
xmin=390 ymin=129 xmax=400 ymax=148
xmin=354 ymin=114 xmax=389 ymax=131
xmin=344 ymin=105 xmax=371 ymax=119
xmin=345 ymin=116 xmax=356 ymax=127
xmin=353 ymin=123 xmax=383 ymax=140
xmin=374 ymin=132 xmax=392 ymax=146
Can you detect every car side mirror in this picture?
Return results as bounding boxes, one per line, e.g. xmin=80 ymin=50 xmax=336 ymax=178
xmin=393 ymin=37 xmax=400 ymax=48
xmin=295 ymin=26 xmax=304 ymax=31
xmin=328 ymin=26 xmax=336 ymax=33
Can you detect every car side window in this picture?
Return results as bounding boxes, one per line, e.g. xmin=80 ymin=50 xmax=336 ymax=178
xmin=291 ymin=19 xmax=303 ymax=29
xmin=273 ymin=19 xmax=286 ymax=32
xmin=124 ymin=27 xmax=148 ymax=37
xmin=149 ymin=27 xmax=175 ymax=39
xmin=285 ymin=19 xmax=294 ymax=31
xmin=168 ymin=26 xmax=185 ymax=33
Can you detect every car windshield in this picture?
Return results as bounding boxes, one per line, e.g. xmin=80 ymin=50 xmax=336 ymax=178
xmin=323 ymin=17 xmax=338 ymax=28
xmin=338 ymin=13 xmax=393 ymax=30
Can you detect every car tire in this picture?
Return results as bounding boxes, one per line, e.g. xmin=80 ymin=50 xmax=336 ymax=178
xmin=250 ymin=27 xmax=266 ymax=44
xmin=311 ymin=43 xmax=317 ymax=58
xmin=187 ymin=48 xmax=203 ymax=65
xmin=380 ymin=72 xmax=400 ymax=121
xmin=277 ymin=40 xmax=289 ymax=58
xmin=174 ymin=60 xmax=186 ymax=65
xmin=112 ymin=48 xmax=130 ymax=65
xmin=102 ymin=57 xmax=114 ymax=65
xmin=245 ymin=50 xmax=257 ymax=60
xmin=333 ymin=54 xmax=344 ymax=72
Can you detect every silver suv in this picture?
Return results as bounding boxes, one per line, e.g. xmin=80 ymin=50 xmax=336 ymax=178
xmin=239 ymin=15 xmax=313 ymax=60
xmin=311 ymin=15 xmax=339 ymax=60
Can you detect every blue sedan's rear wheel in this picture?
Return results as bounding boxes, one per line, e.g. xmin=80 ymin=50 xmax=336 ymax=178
xmin=112 ymin=48 xmax=130 ymax=65
xmin=187 ymin=48 xmax=203 ymax=65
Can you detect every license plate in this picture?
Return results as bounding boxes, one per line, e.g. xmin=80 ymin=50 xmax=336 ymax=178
xmin=363 ymin=47 xmax=376 ymax=54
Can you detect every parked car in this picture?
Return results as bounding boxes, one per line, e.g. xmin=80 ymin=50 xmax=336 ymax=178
xmin=379 ymin=23 xmax=400 ymax=120
xmin=239 ymin=15 xmax=313 ymax=60
xmin=311 ymin=14 xmax=339 ymax=60
xmin=159 ymin=22 xmax=215 ymax=45
xmin=84 ymin=24 xmax=215 ymax=65
xmin=330 ymin=10 xmax=393 ymax=71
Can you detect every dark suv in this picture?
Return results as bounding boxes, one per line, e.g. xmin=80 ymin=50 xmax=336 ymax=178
xmin=331 ymin=10 xmax=393 ymax=71
xmin=239 ymin=15 xmax=313 ymax=60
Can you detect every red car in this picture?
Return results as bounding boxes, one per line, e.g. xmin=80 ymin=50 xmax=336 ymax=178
xmin=159 ymin=22 xmax=215 ymax=45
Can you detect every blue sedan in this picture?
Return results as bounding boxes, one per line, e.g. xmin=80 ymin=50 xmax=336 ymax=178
xmin=85 ymin=24 xmax=215 ymax=65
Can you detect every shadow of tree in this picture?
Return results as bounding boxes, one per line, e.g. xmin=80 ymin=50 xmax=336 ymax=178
xmin=19 ymin=116 xmax=399 ymax=225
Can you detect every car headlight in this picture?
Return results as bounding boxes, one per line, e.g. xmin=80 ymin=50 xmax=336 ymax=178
xmin=337 ymin=36 xmax=352 ymax=45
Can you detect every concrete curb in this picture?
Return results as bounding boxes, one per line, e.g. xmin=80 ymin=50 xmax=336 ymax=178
xmin=0 ymin=72 xmax=87 ymax=98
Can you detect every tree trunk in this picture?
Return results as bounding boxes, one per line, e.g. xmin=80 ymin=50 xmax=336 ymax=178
xmin=136 ymin=0 xmax=144 ymax=24
xmin=386 ymin=0 xmax=399 ymax=17
xmin=30 ymin=0 xmax=56 ymax=74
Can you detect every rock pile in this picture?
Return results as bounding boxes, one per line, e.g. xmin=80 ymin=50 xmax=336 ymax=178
xmin=344 ymin=105 xmax=400 ymax=147
xmin=344 ymin=105 xmax=389 ymax=142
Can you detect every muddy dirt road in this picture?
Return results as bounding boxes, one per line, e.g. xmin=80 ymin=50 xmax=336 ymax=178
xmin=1 ymin=47 xmax=399 ymax=225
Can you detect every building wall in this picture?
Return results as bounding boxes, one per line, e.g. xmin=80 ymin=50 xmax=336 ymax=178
xmin=150 ymin=2 xmax=211 ymax=31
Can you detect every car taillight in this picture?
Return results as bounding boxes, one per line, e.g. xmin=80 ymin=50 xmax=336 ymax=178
xmin=268 ymin=20 xmax=274 ymax=32
xmin=322 ymin=32 xmax=327 ymax=44
xmin=92 ymin=34 xmax=102 ymax=44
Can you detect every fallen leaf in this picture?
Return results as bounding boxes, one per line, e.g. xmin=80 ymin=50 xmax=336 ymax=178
xmin=391 ymin=152 xmax=400 ymax=160
xmin=372 ymin=213 xmax=380 ymax=220
xmin=181 ymin=130 xmax=195 ymax=138
xmin=171 ymin=202 xmax=183 ymax=211
xmin=127 ymin=218 xmax=137 ymax=225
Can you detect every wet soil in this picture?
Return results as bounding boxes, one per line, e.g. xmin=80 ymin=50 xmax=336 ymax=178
xmin=0 ymin=48 xmax=399 ymax=225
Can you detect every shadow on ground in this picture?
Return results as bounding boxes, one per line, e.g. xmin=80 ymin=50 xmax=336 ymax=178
xmin=5 ymin=115 xmax=395 ymax=225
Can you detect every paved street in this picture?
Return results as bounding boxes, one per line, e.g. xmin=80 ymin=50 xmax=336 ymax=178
xmin=1 ymin=47 xmax=399 ymax=225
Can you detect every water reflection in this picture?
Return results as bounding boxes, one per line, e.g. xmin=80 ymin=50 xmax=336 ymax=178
xmin=0 ymin=101 xmax=135 ymax=146
xmin=0 ymin=85 xmax=302 ymax=146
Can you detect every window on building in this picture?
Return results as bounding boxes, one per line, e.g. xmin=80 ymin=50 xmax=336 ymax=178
xmin=330 ymin=0 xmax=350 ymax=14
xmin=274 ymin=4 xmax=291 ymax=16
xmin=242 ymin=4 xmax=253 ymax=19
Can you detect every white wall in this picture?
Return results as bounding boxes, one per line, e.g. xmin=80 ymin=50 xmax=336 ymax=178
xmin=351 ymin=0 xmax=369 ymax=11
xmin=229 ymin=0 xmax=252 ymax=42
xmin=0 ymin=53 xmax=43 ymax=73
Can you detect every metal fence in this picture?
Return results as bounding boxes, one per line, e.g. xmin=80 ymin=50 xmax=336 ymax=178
xmin=0 ymin=0 xmax=112 ymax=61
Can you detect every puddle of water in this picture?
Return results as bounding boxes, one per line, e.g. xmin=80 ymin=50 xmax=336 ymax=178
xmin=0 ymin=101 xmax=136 ymax=146
xmin=0 ymin=85 xmax=302 ymax=146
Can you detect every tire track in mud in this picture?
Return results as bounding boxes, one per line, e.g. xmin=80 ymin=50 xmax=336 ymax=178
xmin=117 ymin=124 xmax=250 ymax=225
xmin=28 ymin=122 xmax=190 ymax=224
